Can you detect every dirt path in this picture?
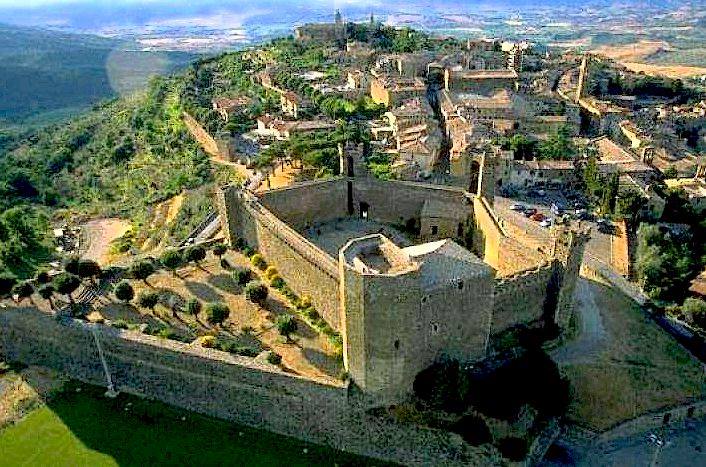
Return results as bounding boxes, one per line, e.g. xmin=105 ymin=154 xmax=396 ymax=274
xmin=81 ymin=218 xmax=131 ymax=267
xmin=552 ymin=278 xmax=608 ymax=365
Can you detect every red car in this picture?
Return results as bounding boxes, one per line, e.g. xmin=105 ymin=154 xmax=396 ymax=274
xmin=530 ymin=212 xmax=546 ymax=222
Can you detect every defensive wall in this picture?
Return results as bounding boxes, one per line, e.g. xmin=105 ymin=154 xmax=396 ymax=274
xmin=217 ymin=185 xmax=342 ymax=330
xmin=217 ymin=175 xmax=588 ymax=405
xmin=183 ymin=112 xmax=221 ymax=158
xmin=0 ymin=307 xmax=500 ymax=466
xmin=219 ymin=177 xmax=477 ymax=332
xmin=492 ymin=262 xmax=555 ymax=336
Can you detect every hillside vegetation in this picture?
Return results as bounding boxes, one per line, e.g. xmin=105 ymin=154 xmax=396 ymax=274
xmin=0 ymin=24 xmax=194 ymax=126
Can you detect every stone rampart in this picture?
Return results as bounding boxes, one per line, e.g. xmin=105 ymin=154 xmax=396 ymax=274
xmin=0 ymin=307 xmax=500 ymax=466
xmin=492 ymin=262 xmax=554 ymax=335
xmin=352 ymin=178 xmax=470 ymax=228
xmin=219 ymin=186 xmax=341 ymax=329
xmin=258 ymin=178 xmax=349 ymax=230
xmin=183 ymin=112 xmax=221 ymax=158
xmin=472 ymin=196 xmax=507 ymax=268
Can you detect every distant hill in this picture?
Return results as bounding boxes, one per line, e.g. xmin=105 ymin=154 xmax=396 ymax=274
xmin=0 ymin=24 xmax=196 ymax=125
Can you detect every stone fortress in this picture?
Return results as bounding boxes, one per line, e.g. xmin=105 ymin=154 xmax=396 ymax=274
xmin=217 ymin=146 xmax=589 ymax=404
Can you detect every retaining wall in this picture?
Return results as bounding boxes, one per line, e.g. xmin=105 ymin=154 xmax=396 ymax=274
xmin=0 ymin=307 xmax=499 ymax=466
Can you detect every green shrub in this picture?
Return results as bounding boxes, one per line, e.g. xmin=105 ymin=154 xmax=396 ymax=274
xmin=77 ymin=259 xmax=101 ymax=283
xmin=160 ymin=249 xmax=183 ymax=275
xmin=264 ymin=266 xmax=278 ymax=280
xmin=242 ymin=246 xmax=255 ymax=257
xmin=275 ymin=314 xmax=298 ymax=340
xmin=137 ymin=291 xmax=159 ymax=310
xmin=130 ymin=260 xmax=155 ymax=283
xmin=52 ymin=272 xmax=81 ymax=302
xmin=12 ymin=281 xmax=34 ymax=301
xmin=270 ymin=275 xmax=286 ymax=290
xmin=233 ymin=238 xmax=247 ymax=251
xmin=185 ymin=297 xmax=201 ymax=315
xmin=35 ymin=270 xmax=50 ymax=284
xmin=63 ymin=256 xmax=80 ymax=275
xmin=266 ymin=351 xmax=282 ymax=365
xmin=112 ymin=319 xmax=130 ymax=329
xmin=250 ymin=253 xmax=267 ymax=270
xmin=185 ymin=245 xmax=207 ymax=265
xmin=212 ymin=243 xmax=228 ymax=258
xmin=244 ymin=281 xmax=268 ymax=303
xmin=113 ymin=280 xmax=134 ymax=303
xmin=0 ymin=271 xmax=18 ymax=297
xmin=231 ymin=267 xmax=251 ymax=286
xmin=205 ymin=303 xmax=230 ymax=325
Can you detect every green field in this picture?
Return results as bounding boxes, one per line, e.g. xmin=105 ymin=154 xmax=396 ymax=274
xmin=0 ymin=382 xmax=377 ymax=466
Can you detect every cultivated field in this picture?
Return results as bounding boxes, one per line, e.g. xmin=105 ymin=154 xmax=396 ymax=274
xmin=591 ymin=40 xmax=706 ymax=78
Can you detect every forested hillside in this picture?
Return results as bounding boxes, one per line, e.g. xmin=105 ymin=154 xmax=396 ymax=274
xmin=0 ymin=24 xmax=194 ymax=126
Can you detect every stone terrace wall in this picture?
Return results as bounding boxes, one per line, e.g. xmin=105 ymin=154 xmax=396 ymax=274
xmin=491 ymin=262 xmax=554 ymax=335
xmin=219 ymin=186 xmax=342 ymax=330
xmin=258 ymin=179 xmax=349 ymax=230
xmin=0 ymin=308 xmax=500 ymax=466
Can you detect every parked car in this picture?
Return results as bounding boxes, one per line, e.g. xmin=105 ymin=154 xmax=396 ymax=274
xmin=539 ymin=218 xmax=552 ymax=228
xmin=510 ymin=203 xmax=525 ymax=211
xmin=523 ymin=208 xmax=537 ymax=218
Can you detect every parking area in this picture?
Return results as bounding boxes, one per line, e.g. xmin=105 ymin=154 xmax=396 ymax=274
xmin=495 ymin=189 xmax=614 ymax=265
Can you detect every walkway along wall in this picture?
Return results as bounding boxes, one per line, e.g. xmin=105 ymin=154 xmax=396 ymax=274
xmin=0 ymin=308 xmax=500 ymax=466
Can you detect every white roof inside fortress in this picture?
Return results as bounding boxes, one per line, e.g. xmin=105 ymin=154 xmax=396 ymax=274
xmin=404 ymin=239 xmax=493 ymax=289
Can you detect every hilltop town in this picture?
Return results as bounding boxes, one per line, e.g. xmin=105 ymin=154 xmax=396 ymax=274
xmin=2 ymin=10 xmax=706 ymax=466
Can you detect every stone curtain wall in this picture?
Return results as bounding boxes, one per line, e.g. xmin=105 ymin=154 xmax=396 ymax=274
xmin=0 ymin=308 xmax=500 ymax=466
xmin=472 ymin=196 xmax=507 ymax=268
xmin=219 ymin=186 xmax=342 ymax=330
xmin=258 ymin=179 xmax=349 ymax=230
xmin=491 ymin=263 xmax=554 ymax=335
xmin=183 ymin=112 xmax=221 ymax=158
xmin=352 ymin=178 xmax=470 ymax=227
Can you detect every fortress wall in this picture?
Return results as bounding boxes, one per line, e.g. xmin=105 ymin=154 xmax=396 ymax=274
xmin=0 ymin=308 xmax=497 ymax=466
xmin=472 ymin=196 xmax=506 ymax=268
xmin=352 ymin=178 xmax=470 ymax=229
xmin=183 ymin=112 xmax=221 ymax=158
xmin=219 ymin=187 xmax=341 ymax=330
xmin=258 ymin=179 xmax=349 ymax=230
xmin=491 ymin=263 xmax=554 ymax=335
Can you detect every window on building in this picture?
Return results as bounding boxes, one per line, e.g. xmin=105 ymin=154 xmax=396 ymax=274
xmin=431 ymin=225 xmax=438 ymax=235
xmin=431 ymin=322 xmax=440 ymax=334
xmin=394 ymin=340 xmax=400 ymax=350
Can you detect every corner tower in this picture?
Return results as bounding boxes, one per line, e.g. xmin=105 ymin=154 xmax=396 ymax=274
xmin=339 ymin=235 xmax=494 ymax=404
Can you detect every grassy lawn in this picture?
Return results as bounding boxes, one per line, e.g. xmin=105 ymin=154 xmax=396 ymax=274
xmin=0 ymin=381 xmax=378 ymax=466
xmin=562 ymin=279 xmax=706 ymax=431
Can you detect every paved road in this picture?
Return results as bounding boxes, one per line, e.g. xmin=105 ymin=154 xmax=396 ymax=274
xmin=544 ymin=419 xmax=706 ymax=466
